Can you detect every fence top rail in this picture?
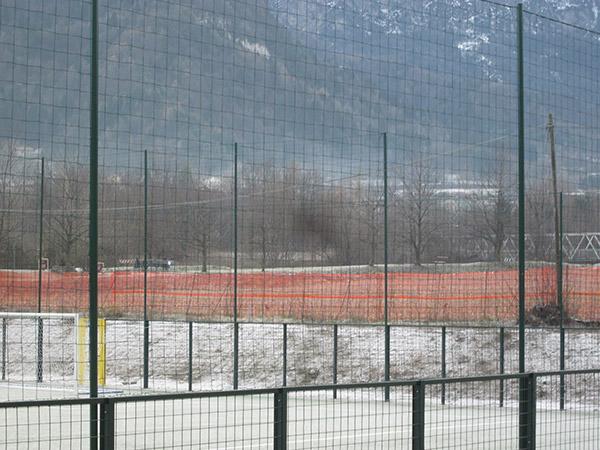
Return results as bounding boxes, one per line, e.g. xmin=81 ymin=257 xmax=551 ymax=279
xmin=0 ymin=396 xmax=106 ymax=409
xmin=2 ymin=368 xmax=599 ymax=409
xmin=0 ymin=312 xmax=79 ymax=319
xmin=281 ymin=368 xmax=600 ymax=391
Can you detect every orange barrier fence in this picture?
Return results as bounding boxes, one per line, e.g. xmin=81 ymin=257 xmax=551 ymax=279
xmin=1 ymin=267 xmax=599 ymax=323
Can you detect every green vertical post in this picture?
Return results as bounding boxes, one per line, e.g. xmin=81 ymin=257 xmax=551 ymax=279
xmin=441 ymin=326 xmax=446 ymax=405
xmin=99 ymin=400 xmax=115 ymax=450
xmin=499 ymin=327 xmax=505 ymax=407
xmin=233 ymin=143 xmax=239 ymax=390
xmin=383 ymin=132 xmax=390 ymax=402
xmin=516 ymin=4 xmax=529 ymax=449
xmin=282 ymin=324 xmax=287 ymax=387
xmin=527 ymin=373 xmax=537 ymax=449
xmin=559 ymin=192 xmax=565 ymax=410
xmin=273 ymin=388 xmax=287 ymax=450
xmin=516 ymin=1 xmax=526 ymax=376
xmin=412 ymin=381 xmax=425 ymax=450
xmin=1 ymin=318 xmax=6 ymax=381
xmin=36 ymin=157 xmax=44 ymax=383
xmin=89 ymin=0 xmax=99 ymax=447
xmin=37 ymin=157 xmax=45 ymax=312
xmin=143 ymin=150 xmax=149 ymax=389
xmin=333 ymin=324 xmax=338 ymax=399
xmin=188 ymin=322 xmax=193 ymax=391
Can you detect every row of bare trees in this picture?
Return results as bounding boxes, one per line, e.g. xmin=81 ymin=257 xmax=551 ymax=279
xmin=1 ymin=150 xmax=597 ymax=271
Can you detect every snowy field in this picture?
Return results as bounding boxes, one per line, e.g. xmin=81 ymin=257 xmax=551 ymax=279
xmin=0 ymin=318 xmax=600 ymax=402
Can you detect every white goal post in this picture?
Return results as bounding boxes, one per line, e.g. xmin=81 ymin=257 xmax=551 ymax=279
xmin=0 ymin=312 xmax=80 ymax=398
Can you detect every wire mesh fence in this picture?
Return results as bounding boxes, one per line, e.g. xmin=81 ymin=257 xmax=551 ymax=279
xmin=113 ymin=393 xmax=274 ymax=449
xmin=1 ymin=369 xmax=599 ymax=449
xmin=1 ymin=1 xmax=600 ymax=443
xmin=2 ymin=0 xmax=600 ymax=318
xmin=4 ymin=317 xmax=600 ymax=402
xmin=0 ymin=401 xmax=98 ymax=450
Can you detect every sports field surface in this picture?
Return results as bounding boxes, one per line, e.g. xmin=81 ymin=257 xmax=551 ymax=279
xmin=1 ymin=390 xmax=597 ymax=449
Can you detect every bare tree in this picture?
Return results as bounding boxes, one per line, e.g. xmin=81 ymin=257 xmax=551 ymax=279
xmin=466 ymin=164 xmax=515 ymax=262
xmin=0 ymin=142 xmax=19 ymax=266
xmin=246 ymin=165 xmax=331 ymax=269
xmin=46 ymin=164 xmax=88 ymax=267
xmin=243 ymin=163 xmax=289 ymax=270
xmin=175 ymin=169 xmax=225 ymax=272
xmin=332 ymin=186 xmax=356 ymax=265
xmin=527 ymin=180 xmax=553 ymax=261
xmin=397 ymin=158 xmax=439 ymax=266
xmin=355 ymin=180 xmax=383 ymax=266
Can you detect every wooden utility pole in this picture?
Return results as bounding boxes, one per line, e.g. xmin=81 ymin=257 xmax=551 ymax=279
xmin=547 ymin=113 xmax=561 ymax=309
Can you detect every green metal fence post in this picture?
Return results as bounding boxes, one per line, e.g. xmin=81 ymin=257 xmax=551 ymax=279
xmin=516 ymin=1 xmax=526 ymax=375
xmin=441 ymin=326 xmax=446 ymax=405
xmin=383 ymin=132 xmax=390 ymax=402
xmin=516 ymin=4 xmax=528 ymax=449
xmin=233 ymin=143 xmax=239 ymax=390
xmin=527 ymin=373 xmax=537 ymax=449
xmin=1 ymin=318 xmax=6 ymax=381
xmin=499 ymin=327 xmax=505 ymax=407
xmin=333 ymin=324 xmax=338 ymax=399
xmin=143 ymin=150 xmax=149 ymax=389
xmin=36 ymin=157 xmax=44 ymax=383
xmin=412 ymin=381 xmax=425 ymax=450
xmin=519 ymin=373 xmax=535 ymax=450
xmin=282 ymin=324 xmax=287 ymax=387
xmin=99 ymin=400 xmax=115 ymax=450
xmin=233 ymin=325 xmax=239 ymax=390
xmin=188 ymin=322 xmax=193 ymax=391
xmin=274 ymin=388 xmax=287 ymax=450
xmin=559 ymin=192 xmax=565 ymax=410
xmin=89 ymin=0 xmax=100 ymax=447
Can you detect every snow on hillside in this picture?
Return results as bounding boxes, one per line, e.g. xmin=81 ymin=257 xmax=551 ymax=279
xmin=1 ymin=318 xmax=599 ymax=405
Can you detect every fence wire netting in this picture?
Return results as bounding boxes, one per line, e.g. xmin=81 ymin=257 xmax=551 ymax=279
xmin=1 ymin=0 xmax=600 ymax=409
xmin=1 ymin=371 xmax=599 ymax=449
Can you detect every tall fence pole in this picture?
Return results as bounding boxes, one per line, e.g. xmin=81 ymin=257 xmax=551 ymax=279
xmin=559 ymin=192 xmax=565 ymax=410
xmin=548 ymin=115 xmax=566 ymax=409
xmin=516 ymin=4 xmax=529 ymax=449
xmin=233 ymin=142 xmax=239 ymax=390
xmin=36 ymin=157 xmax=44 ymax=383
xmin=383 ymin=132 xmax=390 ymax=402
xmin=143 ymin=150 xmax=149 ymax=389
xmin=89 ymin=0 xmax=100 ymax=446
xmin=516 ymin=1 xmax=526 ymax=377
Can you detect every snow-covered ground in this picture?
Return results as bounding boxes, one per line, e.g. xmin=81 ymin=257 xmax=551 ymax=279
xmin=1 ymin=318 xmax=599 ymax=402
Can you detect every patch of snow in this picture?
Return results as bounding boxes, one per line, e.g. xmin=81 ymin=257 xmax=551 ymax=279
xmin=3 ymin=318 xmax=600 ymax=406
xmin=238 ymin=39 xmax=271 ymax=59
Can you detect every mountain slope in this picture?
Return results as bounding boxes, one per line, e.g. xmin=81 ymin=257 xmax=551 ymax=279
xmin=0 ymin=0 xmax=598 ymax=179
